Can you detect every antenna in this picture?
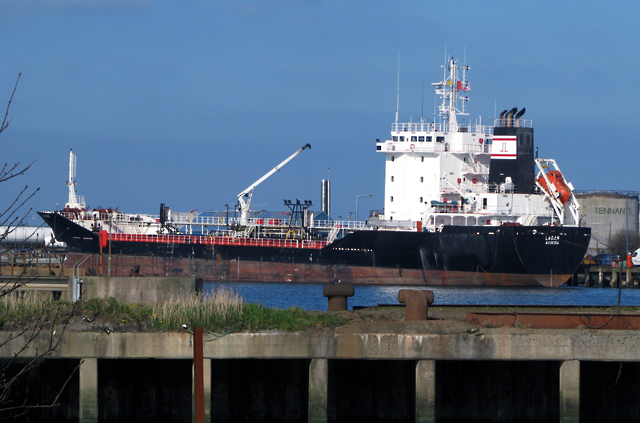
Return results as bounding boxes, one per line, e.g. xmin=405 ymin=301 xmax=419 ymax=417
xmin=421 ymin=77 xmax=424 ymax=121
xmin=395 ymin=53 xmax=400 ymax=124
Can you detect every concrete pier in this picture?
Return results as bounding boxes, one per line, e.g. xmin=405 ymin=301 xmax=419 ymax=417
xmin=309 ymin=358 xmax=328 ymax=423
xmin=560 ymin=360 xmax=580 ymax=423
xmin=3 ymin=323 xmax=640 ymax=421
xmin=415 ymin=360 xmax=435 ymax=423
xmin=79 ymin=358 xmax=98 ymax=423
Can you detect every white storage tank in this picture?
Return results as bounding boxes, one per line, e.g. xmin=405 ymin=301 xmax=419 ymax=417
xmin=0 ymin=226 xmax=64 ymax=247
xmin=574 ymin=191 xmax=639 ymax=254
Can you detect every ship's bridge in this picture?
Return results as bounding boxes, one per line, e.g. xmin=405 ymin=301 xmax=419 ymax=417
xmin=377 ymin=121 xmax=494 ymax=155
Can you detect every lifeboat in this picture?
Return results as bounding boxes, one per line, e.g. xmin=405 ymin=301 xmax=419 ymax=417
xmin=538 ymin=170 xmax=571 ymax=204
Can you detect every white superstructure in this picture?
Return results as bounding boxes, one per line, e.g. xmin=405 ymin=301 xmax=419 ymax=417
xmin=376 ymin=57 xmax=581 ymax=231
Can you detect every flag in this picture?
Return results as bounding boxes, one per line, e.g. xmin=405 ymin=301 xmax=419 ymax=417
xmin=456 ymin=81 xmax=463 ymax=91
xmin=464 ymin=84 xmax=470 ymax=92
xmin=445 ymin=80 xmax=453 ymax=86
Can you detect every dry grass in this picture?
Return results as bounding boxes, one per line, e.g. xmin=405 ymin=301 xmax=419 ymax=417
xmin=150 ymin=289 xmax=244 ymax=331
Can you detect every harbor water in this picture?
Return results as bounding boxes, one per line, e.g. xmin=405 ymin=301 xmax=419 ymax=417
xmin=208 ymin=282 xmax=640 ymax=311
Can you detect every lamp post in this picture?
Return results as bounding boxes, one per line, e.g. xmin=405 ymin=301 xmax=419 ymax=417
xmin=356 ymin=194 xmax=372 ymax=222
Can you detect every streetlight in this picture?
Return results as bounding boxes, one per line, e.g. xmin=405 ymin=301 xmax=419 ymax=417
xmin=356 ymin=194 xmax=372 ymax=221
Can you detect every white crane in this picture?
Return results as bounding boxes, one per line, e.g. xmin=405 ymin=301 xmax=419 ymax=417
xmin=237 ymin=143 xmax=311 ymax=225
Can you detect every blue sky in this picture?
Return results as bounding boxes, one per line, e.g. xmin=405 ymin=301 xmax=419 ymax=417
xmin=1 ymin=1 xmax=639 ymax=224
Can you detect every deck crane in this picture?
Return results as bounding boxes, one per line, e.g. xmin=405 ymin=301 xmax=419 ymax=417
xmin=237 ymin=143 xmax=311 ymax=225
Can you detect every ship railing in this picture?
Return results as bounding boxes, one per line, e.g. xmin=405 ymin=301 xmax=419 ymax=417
xmin=108 ymin=233 xmax=328 ymax=249
xmin=494 ymin=118 xmax=533 ymax=128
xmin=365 ymin=220 xmax=418 ymax=231
xmin=392 ymin=122 xmax=494 ymax=134
xmin=378 ymin=140 xmax=490 ymax=155
xmin=428 ymin=205 xmax=555 ymax=217
xmin=460 ymin=162 xmax=489 ymax=175
xmin=309 ymin=220 xmax=370 ymax=230
xmin=171 ymin=215 xmax=232 ymax=226
xmin=59 ymin=210 xmax=162 ymax=224
xmin=440 ymin=181 xmax=526 ymax=196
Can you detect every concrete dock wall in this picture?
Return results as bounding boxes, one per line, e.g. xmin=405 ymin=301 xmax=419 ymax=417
xmin=2 ymin=328 xmax=640 ymax=422
xmin=81 ymin=276 xmax=203 ymax=303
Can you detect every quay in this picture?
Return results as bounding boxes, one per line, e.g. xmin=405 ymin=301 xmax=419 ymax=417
xmin=3 ymin=304 xmax=640 ymax=422
xmin=569 ymin=265 xmax=640 ymax=288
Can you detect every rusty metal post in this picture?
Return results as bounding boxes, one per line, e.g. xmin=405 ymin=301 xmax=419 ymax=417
xmin=322 ymin=284 xmax=355 ymax=311
xmin=398 ymin=290 xmax=435 ymax=321
xmin=194 ymin=326 xmax=204 ymax=423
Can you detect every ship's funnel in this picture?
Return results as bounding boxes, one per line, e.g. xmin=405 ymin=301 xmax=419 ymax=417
xmin=505 ymin=107 xmax=518 ymax=127
xmin=499 ymin=110 xmax=507 ymax=127
xmin=515 ymin=108 xmax=526 ymax=127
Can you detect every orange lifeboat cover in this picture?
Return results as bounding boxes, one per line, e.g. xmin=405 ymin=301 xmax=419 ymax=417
xmin=538 ymin=171 xmax=571 ymax=204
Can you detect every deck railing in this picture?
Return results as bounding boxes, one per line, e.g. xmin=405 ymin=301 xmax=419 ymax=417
xmin=109 ymin=233 xmax=328 ymax=249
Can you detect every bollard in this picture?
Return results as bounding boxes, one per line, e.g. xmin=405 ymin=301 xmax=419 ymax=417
xmin=398 ymin=290 xmax=434 ymax=321
xmin=323 ymin=284 xmax=355 ymax=311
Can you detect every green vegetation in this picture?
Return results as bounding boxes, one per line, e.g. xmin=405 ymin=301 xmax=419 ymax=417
xmin=0 ymin=288 xmax=345 ymax=333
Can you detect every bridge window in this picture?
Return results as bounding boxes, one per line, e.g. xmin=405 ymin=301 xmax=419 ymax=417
xmin=419 ymin=136 xmax=425 ymax=142
xmin=392 ymin=136 xmax=398 ymax=141
xmin=426 ymin=136 xmax=432 ymax=142
xmin=436 ymin=136 xmax=445 ymax=143
xmin=400 ymin=136 xmax=405 ymax=142
xmin=411 ymin=136 xmax=417 ymax=142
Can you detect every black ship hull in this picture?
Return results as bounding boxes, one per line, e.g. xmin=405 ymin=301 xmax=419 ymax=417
xmin=38 ymin=211 xmax=591 ymax=287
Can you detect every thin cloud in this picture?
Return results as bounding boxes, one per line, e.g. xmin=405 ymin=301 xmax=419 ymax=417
xmin=1 ymin=0 xmax=153 ymax=15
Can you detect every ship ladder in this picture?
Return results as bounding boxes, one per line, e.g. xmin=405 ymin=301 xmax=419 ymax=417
xmin=521 ymin=214 xmax=538 ymax=226
xmin=244 ymin=224 xmax=257 ymax=238
xmin=327 ymin=226 xmax=341 ymax=244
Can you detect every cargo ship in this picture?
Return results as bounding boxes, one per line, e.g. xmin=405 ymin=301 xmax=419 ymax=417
xmin=38 ymin=57 xmax=590 ymax=286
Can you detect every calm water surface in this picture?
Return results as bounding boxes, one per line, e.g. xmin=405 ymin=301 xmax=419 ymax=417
xmin=207 ymin=282 xmax=640 ymax=311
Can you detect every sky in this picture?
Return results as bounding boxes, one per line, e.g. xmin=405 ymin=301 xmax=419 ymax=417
xmin=1 ymin=1 xmax=639 ymax=225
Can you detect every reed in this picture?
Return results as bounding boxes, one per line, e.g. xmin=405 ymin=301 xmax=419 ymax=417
xmin=0 ymin=287 xmax=345 ymax=332
xmin=150 ymin=288 xmax=244 ymax=331
xmin=0 ymin=292 xmax=71 ymax=326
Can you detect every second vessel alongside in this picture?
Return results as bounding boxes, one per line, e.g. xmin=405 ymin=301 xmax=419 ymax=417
xmin=39 ymin=57 xmax=590 ymax=286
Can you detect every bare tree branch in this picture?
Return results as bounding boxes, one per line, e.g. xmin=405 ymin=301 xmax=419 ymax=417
xmin=0 ymin=71 xmax=21 ymax=135
xmin=0 ymin=73 xmax=72 ymax=418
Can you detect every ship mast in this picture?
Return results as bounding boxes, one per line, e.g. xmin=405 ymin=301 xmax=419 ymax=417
xmin=65 ymin=149 xmax=85 ymax=209
xmin=431 ymin=57 xmax=469 ymax=132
